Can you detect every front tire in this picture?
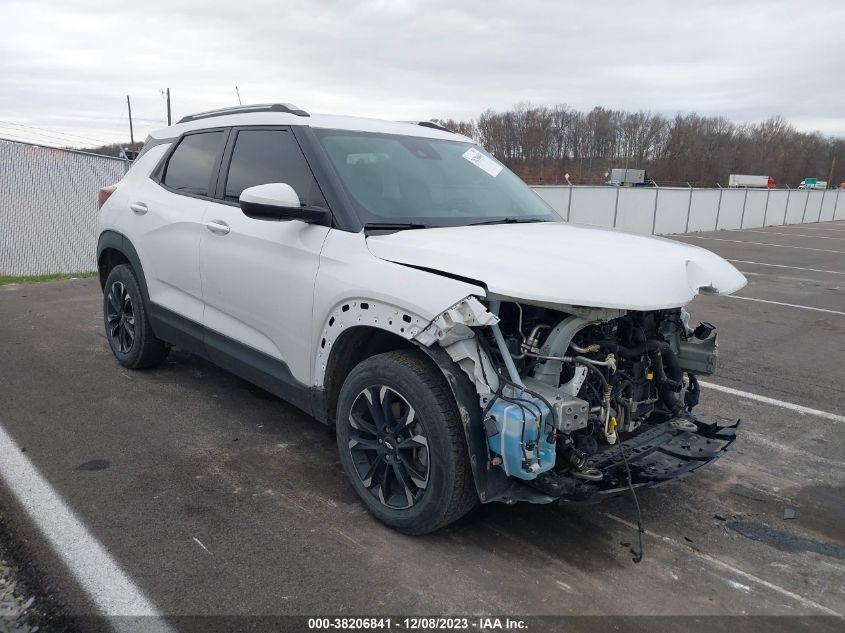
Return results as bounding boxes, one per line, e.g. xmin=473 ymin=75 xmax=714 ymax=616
xmin=336 ymin=350 xmax=477 ymax=534
xmin=103 ymin=264 xmax=169 ymax=369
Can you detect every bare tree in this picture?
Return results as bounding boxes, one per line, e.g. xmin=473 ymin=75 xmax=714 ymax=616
xmin=443 ymin=103 xmax=844 ymax=187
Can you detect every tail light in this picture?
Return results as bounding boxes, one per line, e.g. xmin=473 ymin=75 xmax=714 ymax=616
xmin=98 ymin=185 xmax=117 ymax=209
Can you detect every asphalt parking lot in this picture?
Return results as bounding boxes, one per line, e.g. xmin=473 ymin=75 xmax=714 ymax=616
xmin=0 ymin=220 xmax=843 ymax=629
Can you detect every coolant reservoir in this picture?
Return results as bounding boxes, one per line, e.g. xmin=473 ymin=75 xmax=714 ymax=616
xmin=485 ymin=394 xmax=556 ymax=480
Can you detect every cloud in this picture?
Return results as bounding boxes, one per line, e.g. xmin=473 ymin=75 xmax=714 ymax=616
xmin=1 ymin=0 xmax=843 ymax=146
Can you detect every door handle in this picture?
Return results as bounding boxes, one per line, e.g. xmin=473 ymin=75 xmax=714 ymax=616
xmin=206 ymin=220 xmax=231 ymax=236
xmin=129 ymin=202 xmax=148 ymax=215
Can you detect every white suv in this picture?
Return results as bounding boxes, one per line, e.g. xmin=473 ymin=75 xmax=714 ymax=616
xmin=97 ymin=103 xmax=745 ymax=534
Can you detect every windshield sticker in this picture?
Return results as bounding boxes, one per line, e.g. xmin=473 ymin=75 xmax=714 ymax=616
xmin=462 ymin=147 xmax=503 ymax=177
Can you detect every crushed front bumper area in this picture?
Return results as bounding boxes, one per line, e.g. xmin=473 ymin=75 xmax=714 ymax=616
xmin=491 ymin=414 xmax=740 ymax=504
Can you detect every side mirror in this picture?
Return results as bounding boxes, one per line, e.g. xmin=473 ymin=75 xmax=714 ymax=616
xmin=239 ymin=183 xmax=330 ymax=225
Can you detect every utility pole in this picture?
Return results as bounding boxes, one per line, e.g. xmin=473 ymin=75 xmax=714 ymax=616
xmin=828 ymin=154 xmax=836 ymax=187
xmin=166 ymin=87 xmax=172 ymax=126
xmin=126 ymin=95 xmax=135 ymax=145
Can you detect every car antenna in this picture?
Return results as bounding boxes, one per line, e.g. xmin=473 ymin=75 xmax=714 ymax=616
xmin=235 ymin=85 xmax=242 ymax=105
xmin=617 ymin=439 xmax=645 ymax=563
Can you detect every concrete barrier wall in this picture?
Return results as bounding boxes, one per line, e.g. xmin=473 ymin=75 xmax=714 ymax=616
xmin=820 ymin=190 xmax=838 ymax=222
xmin=615 ymin=187 xmax=655 ymax=235
xmin=688 ymin=189 xmax=720 ymax=232
xmin=533 ymin=185 xmax=845 ymax=235
xmin=764 ymin=191 xmax=788 ymax=226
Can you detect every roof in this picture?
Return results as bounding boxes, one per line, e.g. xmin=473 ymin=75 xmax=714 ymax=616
xmin=148 ymin=106 xmax=473 ymax=143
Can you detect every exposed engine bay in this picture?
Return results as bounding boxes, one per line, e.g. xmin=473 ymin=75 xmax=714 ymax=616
xmin=426 ymin=298 xmax=739 ymax=506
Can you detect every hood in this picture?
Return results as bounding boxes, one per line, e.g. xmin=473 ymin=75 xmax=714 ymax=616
xmin=366 ymin=222 xmax=746 ymax=311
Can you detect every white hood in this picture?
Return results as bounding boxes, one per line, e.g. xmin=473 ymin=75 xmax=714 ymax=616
xmin=366 ymin=222 xmax=746 ymax=311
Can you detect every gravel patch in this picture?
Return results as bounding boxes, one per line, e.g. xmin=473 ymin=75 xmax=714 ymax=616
xmin=0 ymin=509 xmax=75 ymax=633
xmin=0 ymin=557 xmax=36 ymax=633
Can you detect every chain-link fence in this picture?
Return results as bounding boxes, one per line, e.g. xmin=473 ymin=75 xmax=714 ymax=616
xmin=0 ymin=139 xmax=126 ymax=276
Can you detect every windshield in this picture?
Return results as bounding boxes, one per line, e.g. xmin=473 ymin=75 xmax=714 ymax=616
xmin=314 ymin=130 xmax=560 ymax=227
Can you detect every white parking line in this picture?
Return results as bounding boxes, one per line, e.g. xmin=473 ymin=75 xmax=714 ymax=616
xmin=726 ymin=295 xmax=845 ymax=316
xmin=738 ymin=230 xmax=845 ymax=241
xmin=604 ymin=513 xmax=843 ymax=616
xmin=726 ymin=259 xmax=845 ymax=275
xmin=794 ymin=226 xmax=845 ymax=233
xmin=0 ymin=421 xmax=174 ymax=624
xmin=680 ymin=235 xmax=845 ymax=254
xmin=698 ymin=381 xmax=845 ymax=424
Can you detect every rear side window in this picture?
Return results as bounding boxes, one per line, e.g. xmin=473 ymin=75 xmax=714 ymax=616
xmin=162 ymin=131 xmax=225 ymax=196
xmin=224 ymin=129 xmax=325 ymax=206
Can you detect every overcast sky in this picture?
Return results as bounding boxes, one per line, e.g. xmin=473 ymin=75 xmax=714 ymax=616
xmin=1 ymin=0 xmax=843 ymax=148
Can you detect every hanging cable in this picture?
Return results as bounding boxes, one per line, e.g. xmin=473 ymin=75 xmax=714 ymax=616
xmin=616 ymin=438 xmax=645 ymax=563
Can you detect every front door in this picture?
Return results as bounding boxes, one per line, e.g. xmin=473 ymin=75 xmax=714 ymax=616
xmin=200 ymin=127 xmax=331 ymax=389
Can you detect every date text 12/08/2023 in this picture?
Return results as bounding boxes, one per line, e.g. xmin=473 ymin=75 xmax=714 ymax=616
xmin=307 ymin=617 xmax=529 ymax=630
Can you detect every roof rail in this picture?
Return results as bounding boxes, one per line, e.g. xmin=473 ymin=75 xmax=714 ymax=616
xmin=398 ymin=120 xmax=455 ymax=133
xmin=416 ymin=120 xmax=453 ymax=133
xmin=177 ymin=103 xmax=309 ymax=124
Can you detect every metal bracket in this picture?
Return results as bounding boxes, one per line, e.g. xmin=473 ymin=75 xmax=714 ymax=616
xmin=417 ymin=297 xmax=501 ymax=398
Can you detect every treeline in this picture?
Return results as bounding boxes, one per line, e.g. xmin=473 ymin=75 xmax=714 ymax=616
xmin=437 ymin=104 xmax=844 ymax=187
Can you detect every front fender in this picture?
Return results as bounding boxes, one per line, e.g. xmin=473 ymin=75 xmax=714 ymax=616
xmin=313 ymin=297 xmax=434 ymax=389
xmin=312 ymin=229 xmax=487 ymax=388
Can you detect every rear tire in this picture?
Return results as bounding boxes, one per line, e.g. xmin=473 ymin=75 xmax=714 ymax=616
xmin=336 ymin=350 xmax=477 ymax=534
xmin=103 ymin=264 xmax=169 ymax=369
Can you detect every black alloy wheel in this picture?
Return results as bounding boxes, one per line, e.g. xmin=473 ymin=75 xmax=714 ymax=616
xmin=347 ymin=385 xmax=430 ymax=510
xmin=102 ymin=264 xmax=169 ymax=369
xmin=335 ymin=350 xmax=478 ymax=534
xmin=106 ymin=280 xmax=135 ymax=354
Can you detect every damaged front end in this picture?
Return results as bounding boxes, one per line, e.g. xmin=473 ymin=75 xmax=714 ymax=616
xmin=416 ymin=296 xmax=740 ymax=505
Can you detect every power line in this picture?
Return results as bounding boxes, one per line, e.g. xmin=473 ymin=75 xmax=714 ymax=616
xmin=0 ymin=135 xmax=129 ymax=160
xmin=0 ymin=127 xmax=113 ymax=150
xmin=0 ymin=131 xmax=84 ymax=151
xmin=0 ymin=119 xmax=116 ymax=146
xmin=0 ymin=124 xmax=105 ymax=148
xmin=78 ymin=114 xmax=165 ymax=124
xmin=0 ymin=130 xmax=52 ymax=145
xmin=0 ymin=119 xmax=115 ymax=144
xmin=0 ymin=109 xmax=170 ymax=149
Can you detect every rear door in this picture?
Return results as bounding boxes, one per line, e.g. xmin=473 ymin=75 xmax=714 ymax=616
xmin=133 ymin=129 xmax=227 ymax=325
xmin=200 ymin=127 xmax=331 ymax=387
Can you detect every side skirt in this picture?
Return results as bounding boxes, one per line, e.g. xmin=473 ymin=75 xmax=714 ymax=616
xmin=147 ymin=304 xmax=326 ymax=423
xmin=97 ymin=231 xmax=328 ymax=424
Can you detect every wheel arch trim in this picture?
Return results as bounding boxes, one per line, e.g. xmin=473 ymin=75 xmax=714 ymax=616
xmin=96 ymin=231 xmax=152 ymax=309
xmin=314 ymin=298 xmax=431 ymax=389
